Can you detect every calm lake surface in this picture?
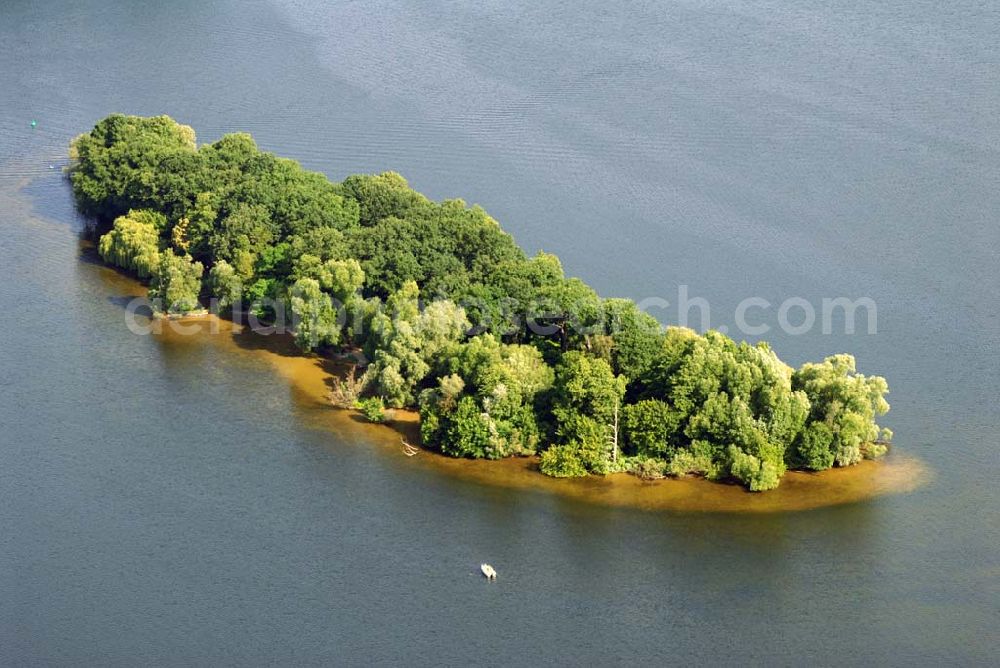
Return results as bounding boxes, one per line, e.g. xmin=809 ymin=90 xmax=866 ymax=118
xmin=1 ymin=0 xmax=997 ymax=664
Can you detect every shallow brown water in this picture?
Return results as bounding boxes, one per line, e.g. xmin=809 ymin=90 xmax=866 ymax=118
xmin=150 ymin=308 xmax=931 ymax=514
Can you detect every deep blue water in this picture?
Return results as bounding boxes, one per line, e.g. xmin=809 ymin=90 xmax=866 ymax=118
xmin=0 ymin=0 xmax=997 ymax=664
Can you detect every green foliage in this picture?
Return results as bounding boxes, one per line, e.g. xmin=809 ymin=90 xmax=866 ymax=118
xmin=363 ymin=283 xmax=469 ymax=408
xmin=180 ymin=192 xmax=220 ymax=260
xmin=623 ymin=399 xmax=680 ymax=459
xmin=791 ymin=354 xmax=890 ymax=469
xmin=207 ymin=260 xmax=242 ymax=309
xmin=533 ymin=277 xmax=602 ymax=349
xmin=601 ymin=298 xmax=665 ymax=384
xmin=148 ymin=250 xmax=204 ymax=314
xmin=631 ymin=330 xmax=812 ymax=489
xmin=341 ymin=172 xmax=429 ymax=226
xmin=294 ymin=256 xmax=365 ymax=302
xmin=209 ymin=203 xmax=277 ymax=279
xmin=435 ymin=395 xmax=491 ymax=458
xmin=290 ymin=277 xmax=340 ymax=351
xmin=286 ymin=227 xmax=348 ymax=266
xmin=793 ymin=421 xmax=835 ymax=470
xmin=73 ymin=115 xmax=897 ymax=492
xmin=243 ymin=277 xmax=279 ymax=316
xmin=97 ymin=210 xmax=164 ymax=278
xmin=420 ymin=336 xmax=553 ymax=459
xmin=345 ymin=199 xmax=524 ymax=302
xmin=631 ymin=457 xmax=667 ymax=480
xmin=862 ymin=440 xmax=889 ymax=460
xmin=69 ymin=114 xmax=198 ymax=220
xmin=539 ymin=444 xmax=589 ymax=478
xmin=356 ymin=397 xmax=386 ymax=423
xmin=199 ymin=133 xmax=360 ymax=236
xmin=551 ymin=352 xmax=626 ymax=440
xmin=666 ymin=440 xmax=724 ymax=479
xmin=546 ymin=352 xmax=627 ymax=474
xmin=728 ymin=445 xmax=782 ymax=491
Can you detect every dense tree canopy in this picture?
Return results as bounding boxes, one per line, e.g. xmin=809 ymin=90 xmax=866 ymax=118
xmin=421 ymin=334 xmax=554 ymax=459
xmin=71 ymin=114 xmax=893 ymax=491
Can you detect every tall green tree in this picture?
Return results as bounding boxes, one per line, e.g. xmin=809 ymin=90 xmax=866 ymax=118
xmin=290 ymin=277 xmax=340 ymax=351
xmin=208 ymin=203 xmax=277 ymax=280
xmin=364 ymin=282 xmax=469 ymax=408
xmin=97 ymin=210 xmax=165 ymax=278
xmin=148 ymin=251 xmax=204 ymax=314
xmin=70 ymin=114 xmax=198 ymax=220
xmin=791 ymin=354 xmax=891 ymax=468
xmin=207 ymin=260 xmax=242 ymax=310
xmin=544 ymin=352 xmax=627 ymax=475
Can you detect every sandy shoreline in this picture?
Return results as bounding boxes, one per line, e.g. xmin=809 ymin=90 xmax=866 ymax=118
xmin=145 ymin=307 xmax=931 ymax=513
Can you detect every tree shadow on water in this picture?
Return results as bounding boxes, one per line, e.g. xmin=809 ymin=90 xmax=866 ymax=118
xmin=106 ymin=295 xmax=153 ymax=317
xmin=19 ymin=168 xmax=89 ymax=232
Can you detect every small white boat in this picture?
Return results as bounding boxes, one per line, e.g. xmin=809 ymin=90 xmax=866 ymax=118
xmin=480 ymin=563 xmax=497 ymax=580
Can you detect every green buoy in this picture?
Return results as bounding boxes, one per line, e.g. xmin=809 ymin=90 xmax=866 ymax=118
xmin=30 ymin=120 xmax=37 ymax=128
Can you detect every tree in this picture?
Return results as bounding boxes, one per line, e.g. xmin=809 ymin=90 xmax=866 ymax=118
xmin=69 ymin=114 xmax=198 ymax=220
xmin=630 ymin=329 xmax=810 ymax=490
xmin=363 ymin=283 xmax=468 ymax=408
xmin=357 ymin=397 xmax=386 ymax=423
xmin=148 ymin=251 xmax=204 ymax=314
xmin=304 ymin=257 xmax=365 ymax=302
xmin=530 ymin=278 xmax=602 ymax=352
xmin=793 ymin=421 xmax=836 ymax=470
xmin=601 ymin=298 xmax=665 ymax=384
xmin=623 ymin=399 xmax=680 ymax=460
xmin=179 ymin=192 xmax=220 ymax=261
xmin=479 ymin=251 xmax=565 ymax=337
xmin=416 ymin=300 xmax=471 ymax=360
xmin=97 ymin=210 xmax=165 ymax=278
xmin=345 ymin=197 xmax=524 ymax=302
xmin=341 ymin=171 xmax=429 ymax=226
xmin=791 ymin=354 xmax=891 ymax=468
xmin=539 ymin=445 xmax=589 ymax=477
xmin=207 ymin=260 xmax=243 ymax=309
xmin=208 ymin=203 xmax=276 ymax=280
xmin=438 ymin=395 xmax=492 ymax=458
xmin=421 ymin=335 xmax=553 ymax=459
xmin=286 ymin=227 xmax=348 ymax=266
xmin=546 ymin=352 xmax=627 ymax=474
xmin=290 ymin=278 xmax=340 ymax=351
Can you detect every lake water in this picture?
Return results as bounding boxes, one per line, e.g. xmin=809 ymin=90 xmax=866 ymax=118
xmin=0 ymin=0 xmax=997 ymax=664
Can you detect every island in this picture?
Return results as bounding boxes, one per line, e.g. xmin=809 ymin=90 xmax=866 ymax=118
xmin=68 ymin=114 xmax=894 ymax=492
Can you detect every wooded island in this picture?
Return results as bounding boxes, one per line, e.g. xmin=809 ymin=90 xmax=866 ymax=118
xmin=70 ymin=114 xmax=892 ymax=491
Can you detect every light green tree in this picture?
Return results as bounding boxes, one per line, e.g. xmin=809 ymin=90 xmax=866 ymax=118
xmin=421 ymin=335 xmax=553 ymax=459
xmin=792 ymin=354 xmax=891 ymax=468
xmin=290 ymin=277 xmax=340 ymax=351
xmin=97 ymin=210 xmax=166 ymax=278
xmin=207 ymin=260 xmax=243 ymax=310
xmin=148 ymin=251 xmax=204 ymax=314
xmin=341 ymin=171 xmax=430 ymax=226
xmin=364 ymin=282 xmax=469 ymax=408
